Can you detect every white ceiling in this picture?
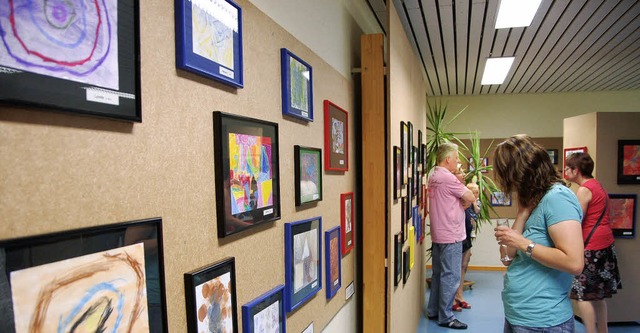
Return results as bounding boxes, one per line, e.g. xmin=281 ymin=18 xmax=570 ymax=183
xmin=366 ymin=0 xmax=640 ymax=96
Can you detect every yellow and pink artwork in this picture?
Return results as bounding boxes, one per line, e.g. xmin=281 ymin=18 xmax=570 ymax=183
xmin=228 ymin=133 xmax=273 ymax=215
xmin=10 ymin=243 xmax=148 ymax=333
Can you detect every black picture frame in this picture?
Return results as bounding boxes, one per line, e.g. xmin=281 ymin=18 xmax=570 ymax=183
xmin=0 ymin=0 xmax=141 ymax=121
xmin=184 ymin=257 xmax=238 ymax=333
xmin=609 ymin=193 xmax=637 ymax=238
xmin=401 ymin=121 xmax=409 ymax=185
xmin=212 ymin=111 xmax=281 ymax=238
xmin=281 ymin=48 xmax=313 ymax=121
xmin=0 ymin=217 xmax=168 ymax=332
xmin=284 ymin=217 xmax=322 ymax=312
xmin=394 ymin=232 xmax=402 ymax=287
xmin=394 ymin=146 xmax=402 ymax=200
xmin=175 ymin=0 xmax=244 ymax=88
xmin=294 ymin=145 xmax=323 ymax=206
xmin=617 ymin=140 xmax=640 ymax=184
xmin=241 ymin=285 xmax=286 ymax=333
xmin=547 ymin=149 xmax=558 ymax=165
xmin=403 ymin=249 xmax=410 ymax=284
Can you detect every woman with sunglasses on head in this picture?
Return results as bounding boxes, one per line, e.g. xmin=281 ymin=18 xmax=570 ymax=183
xmin=565 ymin=152 xmax=621 ymax=333
xmin=493 ymin=134 xmax=584 ymax=333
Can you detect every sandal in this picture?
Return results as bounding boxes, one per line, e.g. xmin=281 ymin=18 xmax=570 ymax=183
xmin=452 ymin=303 xmax=462 ymax=312
xmin=458 ymin=300 xmax=471 ymax=309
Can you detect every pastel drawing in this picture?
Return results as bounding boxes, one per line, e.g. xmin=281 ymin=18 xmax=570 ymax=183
xmin=228 ymin=133 xmax=273 ymax=215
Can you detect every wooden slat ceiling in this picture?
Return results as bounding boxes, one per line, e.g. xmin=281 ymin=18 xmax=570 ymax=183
xmin=366 ymin=0 xmax=640 ymax=96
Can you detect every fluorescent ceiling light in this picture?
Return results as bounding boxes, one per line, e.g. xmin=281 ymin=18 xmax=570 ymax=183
xmin=495 ymin=0 xmax=542 ymax=29
xmin=481 ymin=57 xmax=515 ymax=85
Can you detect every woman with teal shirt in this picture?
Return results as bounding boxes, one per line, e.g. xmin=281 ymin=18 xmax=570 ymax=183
xmin=493 ymin=135 xmax=585 ymax=333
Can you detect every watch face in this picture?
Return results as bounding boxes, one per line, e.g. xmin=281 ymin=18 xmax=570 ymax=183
xmin=526 ymin=243 xmax=535 ymax=256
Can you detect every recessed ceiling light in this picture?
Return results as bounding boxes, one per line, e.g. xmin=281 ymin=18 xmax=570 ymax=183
xmin=495 ymin=0 xmax=542 ymax=29
xmin=481 ymin=57 xmax=515 ymax=85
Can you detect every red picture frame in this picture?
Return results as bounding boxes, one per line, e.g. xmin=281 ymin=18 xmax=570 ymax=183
xmin=563 ymin=146 xmax=588 ymax=179
xmin=340 ymin=192 xmax=355 ymax=255
xmin=324 ymin=100 xmax=349 ymax=171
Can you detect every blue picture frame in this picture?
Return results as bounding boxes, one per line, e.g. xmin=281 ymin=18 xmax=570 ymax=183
xmin=175 ymin=0 xmax=244 ymax=88
xmin=284 ymin=217 xmax=322 ymax=312
xmin=241 ymin=285 xmax=286 ymax=333
xmin=280 ymin=48 xmax=313 ymax=121
xmin=325 ymin=226 xmax=342 ymax=299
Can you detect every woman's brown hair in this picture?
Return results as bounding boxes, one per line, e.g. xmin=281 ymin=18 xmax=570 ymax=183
xmin=493 ymin=134 xmax=564 ymax=208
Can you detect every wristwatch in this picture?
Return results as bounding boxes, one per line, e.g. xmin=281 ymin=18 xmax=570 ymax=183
xmin=525 ymin=242 xmax=536 ymax=257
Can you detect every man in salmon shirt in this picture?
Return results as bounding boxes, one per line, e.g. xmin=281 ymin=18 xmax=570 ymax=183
xmin=426 ymin=142 xmax=475 ymax=330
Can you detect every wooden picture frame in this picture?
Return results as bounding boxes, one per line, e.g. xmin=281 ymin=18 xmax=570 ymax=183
xmin=340 ymin=192 xmax=355 ymax=255
xmin=294 ymin=145 xmax=323 ymax=206
xmin=281 ymin=48 xmax=313 ymax=121
xmin=563 ymin=146 xmax=587 ymax=179
xmin=325 ymin=226 xmax=342 ymax=299
xmin=241 ymin=285 xmax=286 ymax=333
xmin=0 ymin=218 xmax=168 ymax=332
xmin=0 ymin=0 xmax=141 ymax=121
xmin=284 ymin=217 xmax=322 ymax=312
xmin=175 ymin=0 xmax=244 ymax=88
xmin=212 ymin=111 xmax=281 ymax=238
xmin=617 ymin=140 xmax=640 ymax=184
xmin=185 ymin=257 xmax=238 ymax=333
xmin=324 ymin=100 xmax=349 ymax=171
xmin=609 ymin=194 xmax=637 ymax=238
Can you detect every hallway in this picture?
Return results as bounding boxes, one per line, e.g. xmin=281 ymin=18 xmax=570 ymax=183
xmin=419 ymin=270 xmax=640 ymax=332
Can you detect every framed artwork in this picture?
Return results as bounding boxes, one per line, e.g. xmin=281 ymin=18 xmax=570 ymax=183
xmin=401 ymin=122 xmax=409 ymax=184
xmin=468 ymin=157 xmax=489 ymax=173
xmin=394 ymin=146 xmax=403 ymax=199
xmin=241 ymin=285 xmax=286 ymax=333
xmin=0 ymin=0 xmax=141 ymax=121
xmin=563 ymin=146 xmax=587 ymax=179
xmin=294 ymin=146 xmax=323 ymax=206
xmin=0 ymin=218 xmax=168 ymax=332
xmin=185 ymin=257 xmax=238 ymax=333
xmin=175 ymin=0 xmax=243 ymax=88
xmin=401 ymin=197 xmax=408 ymax=242
xmin=281 ymin=48 xmax=313 ymax=121
xmin=617 ymin=140 xmax=640 ymax=184
xmin=394 ymin=232 xmax=402 ymax=287
xmin=609 ymin=194 xmax=637 ymax=238
xmin=547 ymin=149 xmax=559 ymax=165
xmin=325 ymin=226 xmax=342 ymax=299
xmin=421 ymin=144 xmax=428 ymax=176
xmin=491 ymin=191 xmax=512 ymax=206
xmin=340 ymin=192 xmax=355 ymax=255
xmin=408 ymin=122 xmax=414 ymax=177
xmin=284 ymin=217 xmax=322 ymax=312
xmin=408 ymin=226 xmax=415 ymax=269
xmin=403 ymin=249 xmax=410 ymax=284
xmin=213 ymin=111 xmax=281 ymax=238
xmin=417 ymin=130 xmax=423 ymax=173
xmin=324 ymin=100 xmax=349 ymax=171
xmin=413 ymin=146 xmax=419 ymax=197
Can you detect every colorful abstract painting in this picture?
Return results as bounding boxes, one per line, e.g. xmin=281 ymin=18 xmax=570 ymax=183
xmin=622 ymin=144 xmax=640 ymax=176
xmin=299 ymin=149 xmax=321 ymax=203
xmin=289 ymin=57 xmax=310 ymax=112
xmin=610 ymin=197 xmax=635 ymax=229
xmin=10 ymin=243 xmax=148 ymax=333
xmin=293 ymin=229 xmax=318 ymax=293
xmin=228 ymin=133 xmax=273 ymax=215
xmin=0 ymin=0 xmax=120 ymax=90
xmin=195 ymin=271 xmax=234 ymax=333
xmin=191 ymin=0 xmax=237 ymax=70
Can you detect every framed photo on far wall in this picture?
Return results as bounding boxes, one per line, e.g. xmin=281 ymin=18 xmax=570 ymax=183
xmin=281 ymin=48 xmax=313 ymax=121
xmin=547 ymin=149 xmax=559 ymax=165
xmin=241 ymin=285 xmax=286 ymax=333
xmin=325 ymin=226 xmax=342 ymax=299
xmin=284 ymin=217 xmax=322 ymax=312
xmin=0 ymin=0 xmax=141 ymax=121
xmin=609 ymin=194 xmax=637 ymax=238
xmin=563 ymin=146 xmax=587 ymax=179
xmin=324 ymin=100 xmax=349 ymax=171
xmin=617 ymin=140 xmax=640 ymax=184
xmin=0 ymin=218 xmax=168 ymax=332
xmin=294 ymin=146 xmax=323 ymax=206
xmin=401 ymin=121 xmax=409 ymax=184
xmin=491 ymin=191 xmax=512 ymax=206
xmin=175 ymin=0 xmax=243 ymax=88
xmin=185 ymin=257 xmax=238 ymax=333
xmin=394 ymin=232 xmax=402 ymax=287
xmin=213 ymin=111 xmax=281 ymax=238
xmin=341 ymin=192 xmax=355 ymax=255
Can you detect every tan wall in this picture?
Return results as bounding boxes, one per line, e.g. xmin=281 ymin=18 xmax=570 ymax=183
xmin=0 ymin=1 xmax=357 ymax=332
xmin=388 ymin=4 xmax=428 ymax=333
xmin=565 ymin=112 xmax=640 ymax=322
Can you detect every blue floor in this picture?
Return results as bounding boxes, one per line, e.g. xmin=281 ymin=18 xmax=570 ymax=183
xmin=419 ymin=270 xmax=640 ymax=333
